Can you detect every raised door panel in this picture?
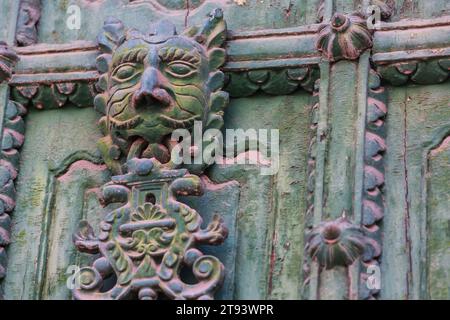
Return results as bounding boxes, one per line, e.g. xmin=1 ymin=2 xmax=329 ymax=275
xmin=382 ymin=82 xmax=450 ymax=299
xmin=3 ymin=106 xmax=106 ymax=299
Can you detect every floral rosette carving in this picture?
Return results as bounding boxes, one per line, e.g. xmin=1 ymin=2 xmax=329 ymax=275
xmin=316 ymin=13 xmax=373 ymax=62
xmin=72 ymin=158 xmax=228 ymax=300
xmin=306 ymin=216 xmax=369 ymax=269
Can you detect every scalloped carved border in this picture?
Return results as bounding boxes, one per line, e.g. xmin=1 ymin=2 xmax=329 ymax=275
xmin=0 ymin=99 xmax=26 ymax=298
xmin=359 ymin=69 xmax=387 ymax=299
xmin=225 ymin=66 xmax=319 ymax=98
xmin=10 ymin=82 xmax=98 ymax=110
xmin=377 ymin=58 xmax=450 ymax=86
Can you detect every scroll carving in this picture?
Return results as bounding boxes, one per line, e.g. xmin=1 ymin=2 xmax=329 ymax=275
xmin=316 ymin=13 xmax=373 ymax=62
xmin=72 ymin=158 xmax=227 ymax=300
xmin=73 ymin=8 xmax=230 ymax=300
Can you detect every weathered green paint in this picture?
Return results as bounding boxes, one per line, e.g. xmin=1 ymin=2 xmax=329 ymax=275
xmin=3 ymin=106 xmax=103 ymax=299
xmin=390 ymin=0 xmax=450 ymax=21
xmin=37 ymin=0 xmax=323 ymax=44
xmin=222 ymin=92 xmax=312 ymax=299
xmin=382 ymin=82 xmax=450 ymax=299
xmin=0 ymin=0 xmax=449 ymax=300
xmin=427 ymin=138 xmax=450 ymax=299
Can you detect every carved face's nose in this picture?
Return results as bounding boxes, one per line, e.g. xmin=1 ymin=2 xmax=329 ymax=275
xmin=133 ymin=67 xmax=172 ymax=107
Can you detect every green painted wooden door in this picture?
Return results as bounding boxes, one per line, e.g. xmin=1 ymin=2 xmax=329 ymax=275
xmin=0 ymin=0 xmax=449 ymax=300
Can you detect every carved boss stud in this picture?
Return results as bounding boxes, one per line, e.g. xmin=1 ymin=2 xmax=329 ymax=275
xmin=316 ymin=13 xmax=373 ymax=62
xmin=94 ymin=9 xmax=229 ymax=175
xmin=306 ymin=216 xmax=366 ymax=269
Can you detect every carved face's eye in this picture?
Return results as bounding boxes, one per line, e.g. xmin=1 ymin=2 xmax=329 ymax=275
xmin=166 ymin=62 xmax=196 ymax=78
xmin=112 ymin=63 xmax=140 ymax=82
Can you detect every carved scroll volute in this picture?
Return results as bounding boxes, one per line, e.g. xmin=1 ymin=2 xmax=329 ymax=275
xmin=72 ymin=158 xmax=228 ymax=300
xmin=316 ymin=13 xmax=373 ymax=62
xmin=72 ymin=9 xmax=229 ymax=300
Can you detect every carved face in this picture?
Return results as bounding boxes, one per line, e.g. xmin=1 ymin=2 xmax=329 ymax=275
xmin=95 ymin=10 xmax=228 ymax=174
xmin=107 ymin=37 xmax=210 ymax=143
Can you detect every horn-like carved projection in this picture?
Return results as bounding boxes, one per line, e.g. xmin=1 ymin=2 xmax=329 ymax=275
xmin=0 ymin=42 xmax=19 ymax=83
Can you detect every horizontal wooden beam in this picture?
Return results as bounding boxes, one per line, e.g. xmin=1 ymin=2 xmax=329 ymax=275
xmin=373 ymin=16 xmax=450 ymax=63
xmin=9 ymin=16 xmax=450 ymax=88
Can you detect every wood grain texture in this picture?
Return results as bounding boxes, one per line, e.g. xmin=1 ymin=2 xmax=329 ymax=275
xmin=382 ymin=82 xmax=450 ymax=299
xmin=221 ymin=92 xmax=312 ymax=299
xmin=2 ymin=107 xmax=103 ymax=299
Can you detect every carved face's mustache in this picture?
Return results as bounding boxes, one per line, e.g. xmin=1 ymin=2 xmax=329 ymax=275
xmin=108 ymin=113 xmax=200 ymax=131
xmin=159 ymin=114 xmax=201 ymax=129
xmin=108 ymin=115 xmax=143 ymax=130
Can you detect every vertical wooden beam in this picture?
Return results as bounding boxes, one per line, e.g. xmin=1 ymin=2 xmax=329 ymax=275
xmin=307 ymin=1 xmax=376 ymax=299
xmin=349 ymin=51 xmax=370 ymax=299
xmin=307 ymin=0 xmax=333 ymax=300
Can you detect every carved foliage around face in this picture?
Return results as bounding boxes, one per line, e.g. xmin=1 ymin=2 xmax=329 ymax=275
xmin=0 ymin=42 xmax=19 ymax=83
xmin=94 ymin=9 xmax=228 ymax=175
xmin=316 ymin=13 xmax=373 ymax=62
